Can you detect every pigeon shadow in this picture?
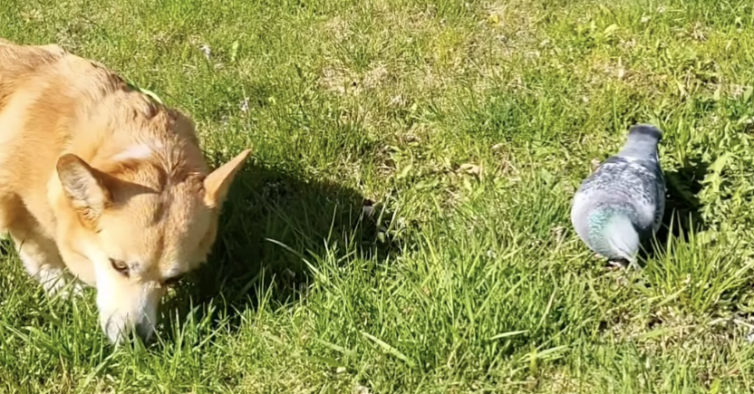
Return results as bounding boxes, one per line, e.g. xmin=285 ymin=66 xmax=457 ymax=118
xmin=640 ymin=156 xmax=709 ymax=262
xmin=155 ymin=160 xmax=404 ymax=341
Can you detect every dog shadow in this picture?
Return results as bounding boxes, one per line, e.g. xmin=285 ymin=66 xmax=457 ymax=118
xmin=156 ymin=161 xmax=404 ymax=341
xmin=639 ymin=157 xmax=709 ymax=262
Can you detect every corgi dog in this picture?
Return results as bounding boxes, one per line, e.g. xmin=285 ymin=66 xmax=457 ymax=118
xmin=0 ymin=39 xmax=250 ymax=343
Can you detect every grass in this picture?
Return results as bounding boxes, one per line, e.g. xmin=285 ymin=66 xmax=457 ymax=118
xmin=3 ymin=0 xmax=754 ymax=392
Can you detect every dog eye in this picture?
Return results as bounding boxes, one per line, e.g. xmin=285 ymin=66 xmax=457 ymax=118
xmin=163 ymin=274 xmax=184 ymax=286
xmin=110 ymin=259 xmax=129 ymax=276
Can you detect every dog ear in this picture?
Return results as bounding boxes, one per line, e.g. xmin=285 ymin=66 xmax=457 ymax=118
xmin=203 ymin=149 xmax=251 ymax=209
xmin=57 ymin=154 xmax=111 ymax=220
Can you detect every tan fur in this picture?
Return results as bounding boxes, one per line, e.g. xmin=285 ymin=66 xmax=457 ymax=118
xmin=0 ymin=39 xmax=250 ymax=343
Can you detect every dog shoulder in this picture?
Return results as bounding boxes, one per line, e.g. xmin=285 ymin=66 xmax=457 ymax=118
xmin=0 ymin=39 xmax=73 ymax=109
xmin=0 ymin=39 xmax=69 ymax=71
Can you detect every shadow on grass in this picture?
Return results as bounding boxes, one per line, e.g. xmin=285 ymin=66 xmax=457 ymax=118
xmin=641 ymin=156 xmax=709 ymax=262
xmin=158 ymin=161 xmax=403 ymax=339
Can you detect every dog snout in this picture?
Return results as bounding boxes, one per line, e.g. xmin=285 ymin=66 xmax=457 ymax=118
xmin=135 ymin=319 xmax=155 ymax=343
xmin=101 ymin=313 xmax=156 ymax=344
xmin=95 ymin=278 xmax=162 ymax=344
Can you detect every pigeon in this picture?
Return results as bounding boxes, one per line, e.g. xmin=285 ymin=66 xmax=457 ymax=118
xmin=570 ymin=124 xmax=666 ymax=268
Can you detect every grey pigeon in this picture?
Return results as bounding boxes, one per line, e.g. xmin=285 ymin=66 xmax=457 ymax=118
xmin=570 ymin=124 xmax=666 ymax=268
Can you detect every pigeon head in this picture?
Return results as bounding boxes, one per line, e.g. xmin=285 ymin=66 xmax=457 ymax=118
xmin=618 ymin=124 xmax=663 ymax=161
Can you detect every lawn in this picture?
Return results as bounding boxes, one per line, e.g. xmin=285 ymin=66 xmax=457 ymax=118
xmin=2 ymin=0 xmax=754 ymax=392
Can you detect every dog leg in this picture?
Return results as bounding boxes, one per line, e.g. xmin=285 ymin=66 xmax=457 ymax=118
xmin=8 ymin=224 xmax=82 ymax=298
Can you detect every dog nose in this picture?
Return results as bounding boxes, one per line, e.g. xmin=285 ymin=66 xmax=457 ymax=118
xmin=135 ymin=321 xmax=154 ymax=343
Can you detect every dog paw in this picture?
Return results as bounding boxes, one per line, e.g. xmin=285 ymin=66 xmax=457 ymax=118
xmin=36 ymin=266 xmax=82 ymax=298
xmin=53 ymin=281 xmax=85 ymax=299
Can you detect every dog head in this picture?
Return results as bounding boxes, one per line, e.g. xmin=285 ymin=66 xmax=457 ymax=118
xmin=53 ymin=138 xmax=249 ymax=344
